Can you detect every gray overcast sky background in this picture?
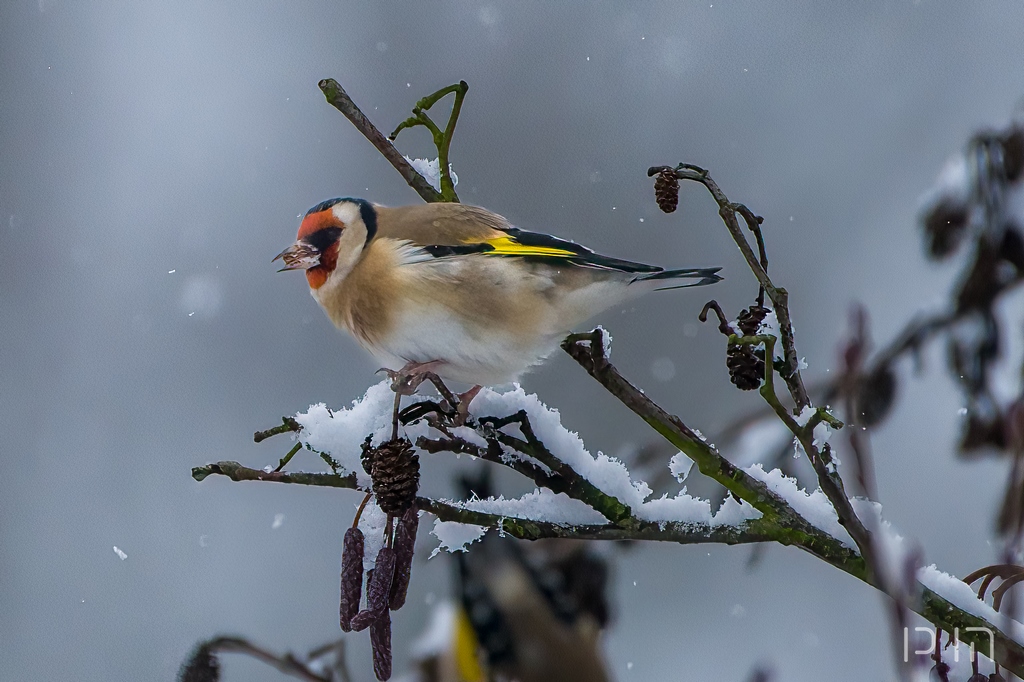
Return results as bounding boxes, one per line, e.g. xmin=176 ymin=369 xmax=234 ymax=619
xmin=3 ymin=2 xmax=1024 ymax=680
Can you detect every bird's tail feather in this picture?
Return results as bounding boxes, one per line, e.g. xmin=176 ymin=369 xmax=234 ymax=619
xmin=631 ymin=266 xmax=722 ymax=290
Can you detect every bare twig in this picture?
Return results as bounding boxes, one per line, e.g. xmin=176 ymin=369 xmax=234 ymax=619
xmin=395 ymin=391 xmax=636 ymax=523
xmin=318 ymin=78 xmax=444 ymax=203
xmin=836 ymin=307 xmax=918 ymax=678
xmin=477 ymin=410 xmax=634 ymax=524
xmin=839 ymin=306 xmax=878 ymax=498
xmin=735 ymin=204 xmax=770 ymax=308
xmin=416 ymin=433 xmax=549 ymax=483
xmin=193 ymin=636 xmax=333 ymax=682
xmin=699 ymin=299 xmax=737 ymax=336
xmin=254 ymin=416 xmax=301 ymax=443
xmin=307 ymin=639 xmax=354 ymax=682
xmin=650 ymin=164 xmax=809 ymax=408
xmin=194 ymin=461 xmax=357 ymax=488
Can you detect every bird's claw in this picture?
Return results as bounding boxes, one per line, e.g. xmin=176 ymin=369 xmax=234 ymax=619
xmin=381 ymin=362 xmax=480 ymax=429
xmin=379 ymin=361 xmax=447 ymax=397
xmin=450 ymin=386 xmax=482 ymax=427
xmin=378 ymin=367 xmax=419 ymax=396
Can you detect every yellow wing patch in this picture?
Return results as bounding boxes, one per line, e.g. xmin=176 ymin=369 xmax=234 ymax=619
xmin=476 ymin=235 xmax=577 ymax=258
xmin=453 ymin=607 xmax=487 ymax=682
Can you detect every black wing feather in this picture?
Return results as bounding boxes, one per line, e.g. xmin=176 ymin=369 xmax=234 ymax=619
xmin=500 ymin=227 xmax=663 ymax=273
xmin=415 ymin=225 xmax=718 ymax=282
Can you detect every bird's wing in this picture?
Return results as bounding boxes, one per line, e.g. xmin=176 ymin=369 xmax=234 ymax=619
xmin=373 ymin=203 xmax=513 ymax=245
xmin=375 ymin=203 xmax=663 ymax=274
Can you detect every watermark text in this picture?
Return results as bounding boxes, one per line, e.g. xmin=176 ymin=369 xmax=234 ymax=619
xmin=903 ymin=626 xmax=993 ymax=663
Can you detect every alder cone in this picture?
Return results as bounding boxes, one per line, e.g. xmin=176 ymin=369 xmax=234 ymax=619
xmin=930 ymin=661 xmax=950 ymax=682
xmin=654 ymin=169 xmax=680 ymax=213
xmin=736 ymin=305 xmax=769 ymax=336
xmin=727 ymin=345 xmax=764 ymax=391
xmin=922 ymin=198 xmax=969 ymax=260
xmin=365 ymin=438 xmax=420 ymax=516
xmin=855 ymin=365 xmax=897 ymax=428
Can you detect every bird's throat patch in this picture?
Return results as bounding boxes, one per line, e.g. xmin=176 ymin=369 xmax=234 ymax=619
xmin=306 ymin=241 xmax=339 ymax=289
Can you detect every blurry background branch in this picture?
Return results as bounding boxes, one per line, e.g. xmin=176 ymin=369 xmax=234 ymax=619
xmin=179 ymin=636 xmax=352 ymax=682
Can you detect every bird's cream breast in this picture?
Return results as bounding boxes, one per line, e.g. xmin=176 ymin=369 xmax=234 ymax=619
xmin=401 ymin=255 xmax=546 ymax=342
xmin=315 ymin=238 xmax=401 ymax=348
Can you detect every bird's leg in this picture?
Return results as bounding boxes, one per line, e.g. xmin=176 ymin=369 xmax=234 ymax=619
xmin=382 ymin=361 xmax=446 ymax=439
xmin=380 ymin=360 xmax=445 ymax=396
xmin=422 ymin=377 xmax=479 ymax=427
xmin=452 ymin=385 xmax=482 ymax=427
xmin=381 ymin=362 xmax=479 ymax=428
xmin=422 ymin=374 xmax=461 ymax=410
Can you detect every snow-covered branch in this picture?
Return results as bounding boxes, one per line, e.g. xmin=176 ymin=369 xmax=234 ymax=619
xmin=192 ymin=459 xmax=774 ymax=546
xmin=194 ymin=350 xmax=1024 ymax=675
xmin=194 ymin=371 xmax=1024 ymax=676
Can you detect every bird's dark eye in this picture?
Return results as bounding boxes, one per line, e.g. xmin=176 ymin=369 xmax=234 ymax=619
xmin=304 ymin=226 xmax=343 ymax=252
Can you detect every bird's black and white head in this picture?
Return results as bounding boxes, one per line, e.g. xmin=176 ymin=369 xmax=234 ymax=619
xmin=273 ymin=197 xmax=378 ymax=290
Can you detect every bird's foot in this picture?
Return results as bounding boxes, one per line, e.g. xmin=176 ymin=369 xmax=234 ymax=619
xmin=450 ymin=385 xmax=482 ymax=427
xmin=382 ymin=364 xmax=480 ymax=429
xmin=379 ymin=360 xmax=445 ymax=396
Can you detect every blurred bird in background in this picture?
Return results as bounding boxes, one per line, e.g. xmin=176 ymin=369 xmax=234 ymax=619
xmin=275 ymin=199 xmax=720 ymax=398
xmin=400 ymin=472 xmax=613 ymax=682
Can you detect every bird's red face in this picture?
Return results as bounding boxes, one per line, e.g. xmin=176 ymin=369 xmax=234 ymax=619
xmin=274 ymin=200 xmax=346 ymax=290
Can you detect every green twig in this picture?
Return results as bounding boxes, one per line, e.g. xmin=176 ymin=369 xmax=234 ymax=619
xmin=273 ymin=442 xmax=303 ymax=473
xmin=732 ymin=333 xmax=875 ymax=577
xmin=193 ymin=461 xmax=357 ymax=488
xmin=389 ymin=81 xmax=468 ymax=202
xmin=254 ymin=417 xmax=301 ymax=443
xmin=560 ymin=328 xmax=856 ymax=566
xmin=558 ymin=330 xmax=1024 ymax=674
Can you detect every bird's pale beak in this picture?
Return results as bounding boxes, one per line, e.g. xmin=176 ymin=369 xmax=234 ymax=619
xmin=273 ymin=241 xmax=321 ymax=272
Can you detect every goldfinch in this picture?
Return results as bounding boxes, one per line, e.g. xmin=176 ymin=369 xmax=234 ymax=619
xmin=407 ymin=472 xmax=612 ymax=682
xmin=275 ymin=198 xmax=720 ymax=387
